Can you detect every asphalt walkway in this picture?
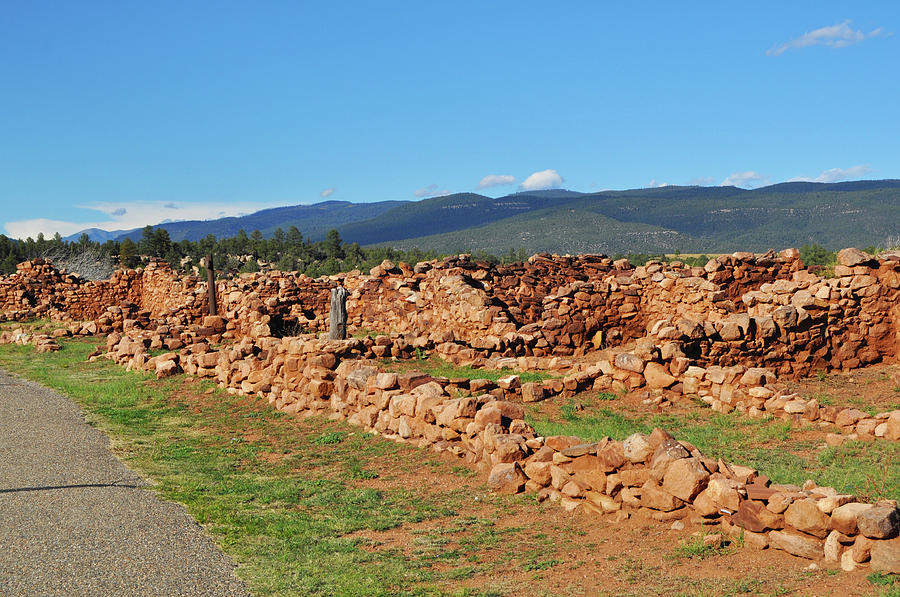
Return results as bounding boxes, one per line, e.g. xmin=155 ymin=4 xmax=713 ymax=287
xmin=0 ymin=368 xmax=250 ymax=596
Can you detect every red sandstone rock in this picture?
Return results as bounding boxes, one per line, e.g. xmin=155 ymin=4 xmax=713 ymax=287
xmin=784 ymin=499 xmax=830 ymax=538
xmin=487 ymin=462 xmax=526 ymax=494
xmin=769 ymin=530 xmax=823 ymax=560
xmin=871 ymin=537 xmax=900 ymax=574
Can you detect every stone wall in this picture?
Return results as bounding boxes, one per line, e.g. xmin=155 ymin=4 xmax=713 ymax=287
xmin=3 ymin=249 xmax=897 ymax=379
xmin=3 ymin=246 xmax=900 ymax=573
xmin=89 ymin=328 xmax=900 ymax=573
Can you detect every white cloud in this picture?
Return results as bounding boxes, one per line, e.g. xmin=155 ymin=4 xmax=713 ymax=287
xmin=414 ymin=184 xmax=451 ymax=198
xmin=767 ymin=21 xmax=883 ymax=56
xmin=787 ymin=165 xmax=872 ymax=183
xmin=3 ymin=200 xmax=285 ymax=240
xmin=320 ymin=187 xmax=335 ymax=198
xmin=519 ymin=169 xmax=564 ymax=191
xmin=646 ymin=179 xmax=670 ymax=188
xmin=687 ymin=176 xmax=716 ymax=186
xmin=476 ymin=174 xmax=516 ymax=189
xmin=721 ymin=171 xmax=769 ymax=188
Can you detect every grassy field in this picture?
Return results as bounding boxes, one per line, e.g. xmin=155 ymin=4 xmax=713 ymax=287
xmin=527 ymin=392 xmax=900 ymax=502
xmin=379 ymin=355 xmax=556 ymax=384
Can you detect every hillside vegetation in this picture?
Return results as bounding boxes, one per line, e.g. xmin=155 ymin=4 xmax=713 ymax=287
xmin=58 ymin=180 xmax=900 ymax=255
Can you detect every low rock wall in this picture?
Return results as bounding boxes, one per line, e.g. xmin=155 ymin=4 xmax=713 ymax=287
xmin=90 ymin=329 xmax=899 ymax=573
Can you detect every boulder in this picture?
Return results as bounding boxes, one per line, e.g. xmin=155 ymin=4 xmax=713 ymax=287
xmin=614 ymin=352 xmax=645 ymax=373
xmin=784 ymin=499 xmax=830 ymax=538
xmin=732 ymin=500 xmax=783 ymax=533
xmin=858 ymin=505 xmax=900 ymax=539
xmin=768 ymin=530 xmax=823 ymax=560
xmin=523 ymin=461 xmax=552 ymax=486
xmin=643 ymin=362 xmax=677 ymax=389
xmin=836 ymin=247 xmax=874 ymax=267
xmin=623 ymin=433 xmax=653 ymax=463
xmin=487 ymin=462 xmax=527 ymax=494
xmin=871 ymin=537 xmax=900 ymax=574
xmin=640 ymin=480 xmax=683 ymax=512
xmin=830 ymin=502 xmax=873 ymax=536
xmin=521 ymin=382 xmax=546 ymax=403
xmin=661 ymin=457 xmax=709 ymax=501
xmin=885 ymin=411 xmax=900 ymax=441
xmin=705 ymin=478 xmax=742 ymax=512
xmin=596 ymin=440 xmax=627 ymax=471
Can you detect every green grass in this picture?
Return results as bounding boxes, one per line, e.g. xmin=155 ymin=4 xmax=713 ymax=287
xmin=869 ymin=572 xmax=900 ymax=597
xmin=384 ymin=356 xmax=555 ymax=384
xmin=1 ymin=332 xmax=891 ymax=596
xmin=669 ymin=534 xmax=732 ymax=561
xmin=0 ymin=337 xmax=566 ymax=596
xmin=528 ymin=399 xmax=900 ymax=502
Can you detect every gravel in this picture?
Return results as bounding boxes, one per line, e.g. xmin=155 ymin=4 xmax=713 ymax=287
xmin=0 ymin=368 xmax=250 ymax=596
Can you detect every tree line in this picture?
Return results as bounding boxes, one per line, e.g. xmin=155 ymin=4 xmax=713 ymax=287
xmin=0 ymin=226 xmax=531 ymax=278
xmin=1 ymin=226 xmax=882 ymax=279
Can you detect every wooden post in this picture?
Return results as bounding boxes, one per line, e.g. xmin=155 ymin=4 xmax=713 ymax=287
xmin=207 ymin=253 xmax=218 ymax=316
xmin=328 ymin=286 xmax=348 ymax=340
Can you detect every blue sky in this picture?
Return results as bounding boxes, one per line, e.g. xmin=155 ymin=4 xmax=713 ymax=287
xmin=1 ymin=1 xmax=897 ymax=240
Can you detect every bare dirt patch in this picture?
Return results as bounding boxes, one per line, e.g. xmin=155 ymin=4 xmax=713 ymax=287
xmin=782 ymin=364 xmax=900 ymax=415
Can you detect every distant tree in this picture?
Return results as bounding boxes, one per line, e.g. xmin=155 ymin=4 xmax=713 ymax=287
xmin=119 ymin=237 xmax=138 ymax=268
xmin=286 ymin=226 xmax=303 ymax=247
xmin=152 ymin=228 xmax=171 ymax=258
xmin=234 ymin=229 xmax=249 ymax=254
xmin=324 ymin=229 xmax=344 ymax=260
xmin=799 ymin=244 xmax=836 ymax=267
xmin=275 ymin=254 xmax=295 ymax=272
xmin=1 ymin=253 xmax=17 ymax=274
xmin=240 ymin=258 xmax=260 ymax=273
xmin=139 ymin=225 xmax=155 ymax=255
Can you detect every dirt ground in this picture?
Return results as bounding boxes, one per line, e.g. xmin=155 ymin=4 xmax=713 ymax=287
xmin=349 ymin=446 xmax=877 ymax=597
xmin=782 ymin=363 xmax=900 ymax=414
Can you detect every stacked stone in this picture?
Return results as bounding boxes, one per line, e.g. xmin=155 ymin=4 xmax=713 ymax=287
xmin=507 ymin=429 xmax=900 ymax=572
xmin=99 ymin=326 xmax=900 ymax=573
xmin=0 ymin=328 xmax=60 ymax=352
xmin=345 ymin=258 xmax=519 ymax=348
xmin=3 ymin=248 xmax=897 ymax=378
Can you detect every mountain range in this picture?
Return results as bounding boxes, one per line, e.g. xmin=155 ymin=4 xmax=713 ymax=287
xmin=67 ymin=180 xmax=900 ymax=254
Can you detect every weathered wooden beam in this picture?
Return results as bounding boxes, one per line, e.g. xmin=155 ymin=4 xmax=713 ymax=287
xmin=207 ymin=253 xmax=218 ymax=316
xmin=328 ymin=286 xmax=348 ymax=340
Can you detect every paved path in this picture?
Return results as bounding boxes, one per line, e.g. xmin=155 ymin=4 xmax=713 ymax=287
xmin=0 ymin=368 xmax=250 ymax=596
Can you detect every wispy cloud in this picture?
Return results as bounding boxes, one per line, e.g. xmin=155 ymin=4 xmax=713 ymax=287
xmin=767 ymin=20 xmax=883 ymax=56
xmin=3 ymin=200 xmax=284 ymax=240
xmin=320 ymin=187 xmax=335 ymax=198
xmin=687 ymin=176 xmax=715 ymax=186
xmin=414 ymin=184 xmax=451 ymax=198
xmin=787 ymin=164 xmax=872 ymax=183
xmin=519 ymin=169 xmax=564 ymax=191
xmin=646 ymin=179 xmax=670 ymax=188
xmin=721 ymin=171 xmax=769 ymax=188
xmin=476 ymin=174 xmax=516 ymax=189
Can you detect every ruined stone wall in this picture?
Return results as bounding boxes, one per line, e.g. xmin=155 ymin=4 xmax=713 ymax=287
xmin=0 ymin=259 xmax=140 ymax=321
xmin=1 ymin=248 xmax=898 ymax=379
xmin=340 ymin=250 xmax=896 ymax=374
xmin=344 ymin=259 xmax=517 ymax=347
xmin=94 ymin=329 xmax=900 ymax=573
